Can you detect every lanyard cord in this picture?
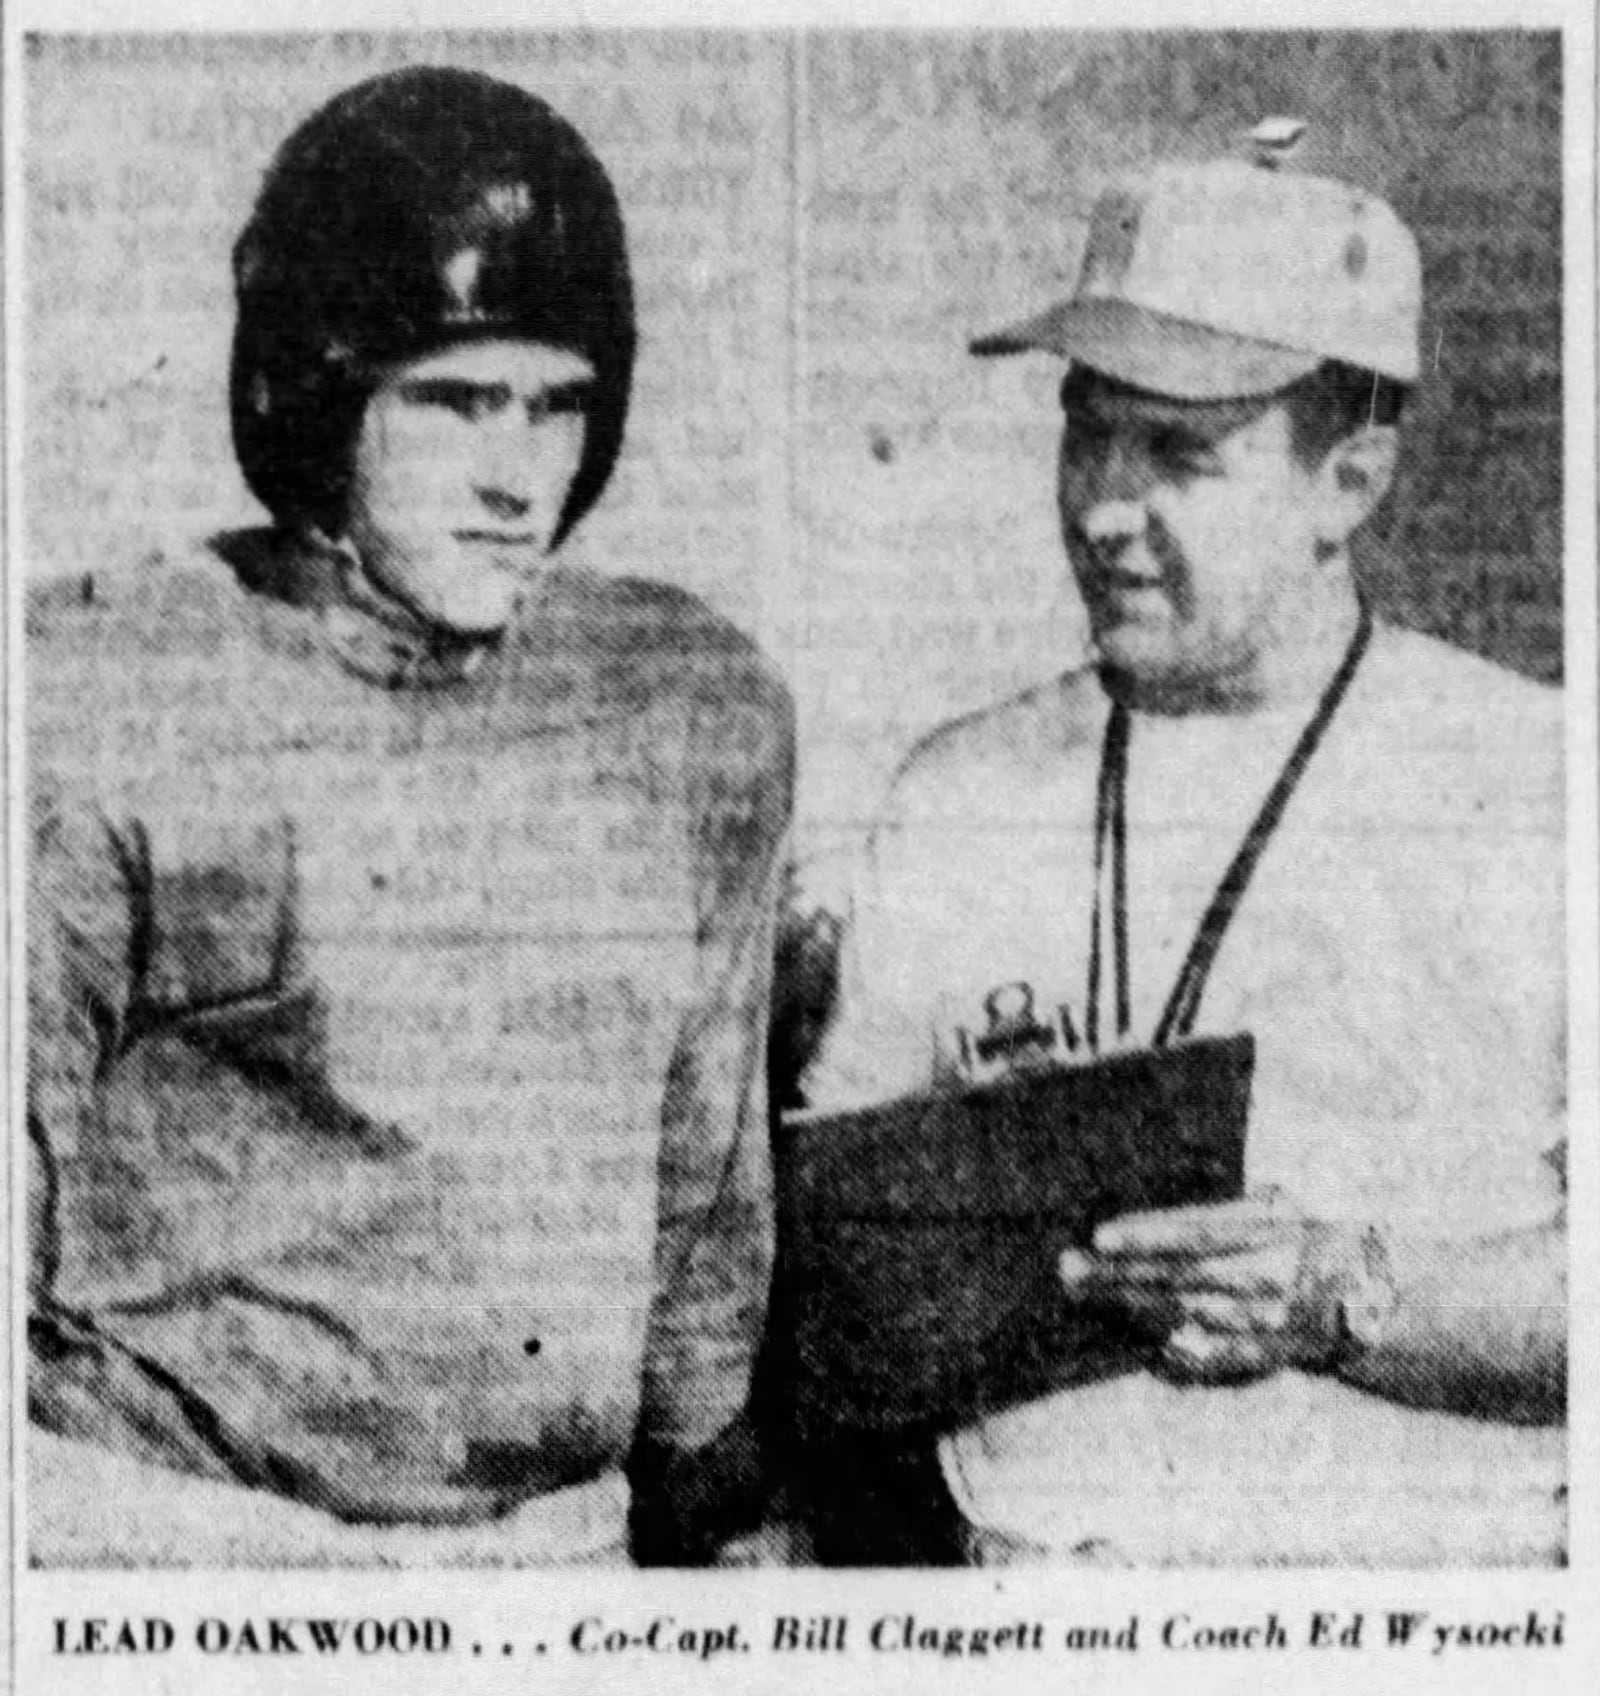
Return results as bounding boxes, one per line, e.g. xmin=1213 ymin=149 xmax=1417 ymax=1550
xmin=1086 ymin=700 xmax=1132 ymax=1054
xmin=1088 ymin=600 xmax=1374 ymax=1053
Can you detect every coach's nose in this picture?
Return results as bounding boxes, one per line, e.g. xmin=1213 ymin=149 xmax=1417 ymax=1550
xmin=1080 ymin=498 xmax=1148 ymax=545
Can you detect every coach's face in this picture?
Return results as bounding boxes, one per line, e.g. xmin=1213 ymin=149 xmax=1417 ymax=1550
xmin=1057 ymin=368 xmax=1324 ymax=708
xmin=345 ymin=338 xmax=593 ymax=638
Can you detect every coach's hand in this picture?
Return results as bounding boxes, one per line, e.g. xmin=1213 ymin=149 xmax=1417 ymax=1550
xmin=1058 ymin=1192 xmax=1393 ymax=1384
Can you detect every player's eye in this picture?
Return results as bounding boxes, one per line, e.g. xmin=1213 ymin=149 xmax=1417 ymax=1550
xmin=398 ymin=379 xmax=509 ymax=421
xmin=526 ymin=381 xmax=595 ymax=426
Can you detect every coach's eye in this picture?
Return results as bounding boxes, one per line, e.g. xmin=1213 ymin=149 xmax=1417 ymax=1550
xmin=1149 ymin=429 xmax=1215 ymax=475
xmin=1063 ymin=413 xmax=1112 ymax=455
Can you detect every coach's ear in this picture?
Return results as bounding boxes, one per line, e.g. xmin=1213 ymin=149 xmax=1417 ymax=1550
xmin=1312 ymin=425 xmax=1399 ymax=548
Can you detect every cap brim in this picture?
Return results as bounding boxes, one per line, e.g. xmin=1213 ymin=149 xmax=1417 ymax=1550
xmin=970 ymin=296 xmax=1321 ymax=400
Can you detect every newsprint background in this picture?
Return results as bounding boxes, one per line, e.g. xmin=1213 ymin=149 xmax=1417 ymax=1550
xmin=3 ymin=1 xmax=1597 ymax=1694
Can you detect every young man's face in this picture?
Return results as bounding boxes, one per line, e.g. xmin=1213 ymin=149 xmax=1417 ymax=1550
xmin=345 ymin=338 xmax=594 ymax=637
xmin=1057 ymin=369 xmax=1326 ymax=705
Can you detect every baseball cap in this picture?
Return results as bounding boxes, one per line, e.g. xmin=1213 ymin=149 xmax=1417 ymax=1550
xmin=972 ymin=157 xmax=1422 ymax=398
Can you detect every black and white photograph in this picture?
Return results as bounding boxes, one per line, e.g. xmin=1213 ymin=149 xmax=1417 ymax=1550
xmin=4 ymin=1 xmax=1595 ymax=1689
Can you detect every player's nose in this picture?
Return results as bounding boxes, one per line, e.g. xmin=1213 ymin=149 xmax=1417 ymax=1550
xmin=470 ymin=421 xmax=537 ymax=517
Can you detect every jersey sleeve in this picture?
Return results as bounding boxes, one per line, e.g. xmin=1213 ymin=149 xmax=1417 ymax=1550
xmin=799 ymin=808 xmax=938 ymax=1110
xmin=27 ymin=782 xmax=138 ymax=1307
xmin=631 ymin=646 xmax=795 ymax=1558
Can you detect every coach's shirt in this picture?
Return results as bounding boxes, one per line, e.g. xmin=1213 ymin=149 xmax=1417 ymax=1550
xmin=809 ymin=621 xmax=1565 ymax=1565
xmin=28 ymin=532 xmax=793 ymax=1541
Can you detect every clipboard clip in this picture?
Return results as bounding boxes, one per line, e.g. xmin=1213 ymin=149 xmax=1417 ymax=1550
xmin=957 ymin=981 xmax=1082 ymax=1080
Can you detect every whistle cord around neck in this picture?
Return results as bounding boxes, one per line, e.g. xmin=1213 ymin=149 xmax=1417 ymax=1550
xmin=1088 ymin=600 xmax=1373 ymax=1053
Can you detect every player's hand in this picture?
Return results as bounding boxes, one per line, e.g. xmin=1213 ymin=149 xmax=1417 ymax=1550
xmin=1058 ymin=1192 xmax=1373 ymax=1384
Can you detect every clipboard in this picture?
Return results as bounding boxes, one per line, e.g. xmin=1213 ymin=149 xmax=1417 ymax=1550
xmin=772 ymin=1032 xmax=1253 ymax=1434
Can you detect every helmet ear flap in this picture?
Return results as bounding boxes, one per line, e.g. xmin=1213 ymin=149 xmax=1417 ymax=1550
xmin=229 ymin=67 xmax=635 ymax=543
xmin=230 ymin=274 xmax=367 ymax=540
